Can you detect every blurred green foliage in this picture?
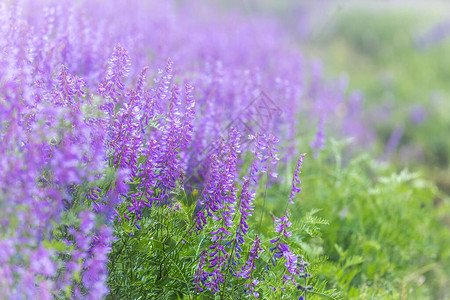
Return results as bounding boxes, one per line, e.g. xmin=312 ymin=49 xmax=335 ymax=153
xmin=303 ymin=3 xmax=450 ymax=194
xmin=303 ymin=141 xmax=449 ymax=299
xmin=257 ymin=140 xmax=450 ymax=299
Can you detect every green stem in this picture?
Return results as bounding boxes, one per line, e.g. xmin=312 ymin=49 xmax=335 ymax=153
xmin=258 ymin=162 xmax=271 ymax=232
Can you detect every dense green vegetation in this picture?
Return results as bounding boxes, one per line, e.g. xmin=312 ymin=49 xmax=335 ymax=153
xmin=297 ymin=4 xmax=450 ymax=298
xmin=293 ymin=142 xmax=449 ymax=299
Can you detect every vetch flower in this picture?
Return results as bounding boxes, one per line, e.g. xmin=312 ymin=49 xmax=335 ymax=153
xmin=98 ymin=43 xmax=131 ymax=103
xmin=237 ymin=235 xmax=263 ymax=279
xmin=289 ymin=153 xmax=306 ymax=204
xmin=274 ymin=213 xmax=292 ymax=238
xmin=310 ymin=115 xmax=325 ymax=157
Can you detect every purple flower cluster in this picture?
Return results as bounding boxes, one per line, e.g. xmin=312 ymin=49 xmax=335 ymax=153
xmin=0 ymin=0 xmax=365 ymax=297
xmin=264 ymin=154 xmax=310 ymax=292
xmin=250 ymin=133 xmax=281 ymax=181
xmin=194 ymin=250 xmax=209 ymax=293
xmin=268 ymin=213 xmax=309 ymax=288
xmin=193 ymin=129 xmax=241 ymax=292
xmin=238 ymin=235 xmax=264 ymax=280
xmin=235 ymin=178 xmax=256 ymax=253
xmin=289 ymin=154 xmax=307 ymax=204
xmin=192 ymin=131 xmax=310 ymax=297
xmin=98 ymin=44 xmax=131 ymax=103
xmin=274 ymin=213 xmax=293 ymax=239
xmin=67 ymin=211 xmax=113 ymax=299
xmin=195 ymin=129 xmax=240 ymax=232
xmin=231 ymin=132 xmax=282 ymax=268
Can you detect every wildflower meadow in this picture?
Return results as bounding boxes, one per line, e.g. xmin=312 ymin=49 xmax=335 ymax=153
xmin=1 ymin=1 xmax=449 ymax=299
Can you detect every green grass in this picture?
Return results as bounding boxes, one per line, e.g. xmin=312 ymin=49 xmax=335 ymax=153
xmin=259 ymin=140 xmax=450 ymax=299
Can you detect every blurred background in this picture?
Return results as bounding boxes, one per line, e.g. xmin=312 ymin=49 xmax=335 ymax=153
xmin=223 ymin=1 xmax=450 ymax=298
xmin=223 ymin=0 xmax=450 ymax=195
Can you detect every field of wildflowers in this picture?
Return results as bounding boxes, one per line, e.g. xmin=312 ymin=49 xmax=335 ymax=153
xmin=1 ymin=1 xmax=448 ymax=299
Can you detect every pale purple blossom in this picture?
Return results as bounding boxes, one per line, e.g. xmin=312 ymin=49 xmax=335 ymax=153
xmin=289 ymin=153 xmax=306 ymax=204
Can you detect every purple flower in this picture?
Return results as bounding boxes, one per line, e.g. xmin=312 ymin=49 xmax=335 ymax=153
xmin=195 ymin=128 xmax=240 ymax=231
xmin=29 ymin=247 xmax=56 ymax=277
xmin=384 ymin=126 xmax=404 ymax=157
xmin=237 ymin=178 xmax=256 ymax=237
xmin=194 ymin=129 xmax=241 ymax=293
xmin=244 ymin=278 xmax=261 ymax=299
xmin=250 ymin=133 xmax=280 ymax=182
xmin=0 ymin=0 xmax=375 ymax=297
xmin=98 ymin=43 xmax=131 ymax=103
xmin=267 ymin=212 xmax=309 ymax=287
xmin=194 ymin=250 xmax=208 ymax=293
xmin=274 ymin=213 xmax=293 ymax=238
xmin=310 ymin=115 xmax=326 ymax=157
xmin=53 ymin=64 xmax=86 ymax=107
xmin=289 ymin=153 xmax=306 ymax=204
xmin=410 ymin=105 xmax=426 ymax=125
xmin=237 ymin=235 xmax=263 ymax=279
